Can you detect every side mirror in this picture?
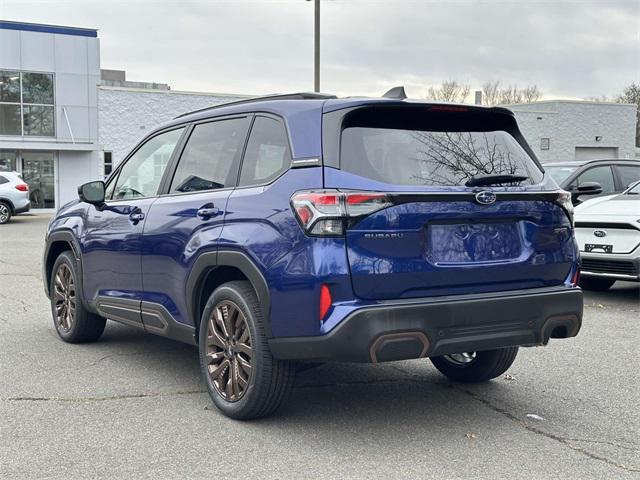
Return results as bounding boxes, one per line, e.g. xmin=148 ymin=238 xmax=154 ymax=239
xmin=78 ymin=181 xmax=105 ymax=206
xmin=576 ymin=181 xmax=603 ymax=195
xmin=570 ymin=181 xmax=602 ymax=205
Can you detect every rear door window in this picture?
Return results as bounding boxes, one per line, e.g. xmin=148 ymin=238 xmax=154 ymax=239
xmin=170 ymin=117 xmax=249 ymax=193
xmin=576 ymin=165 xmax=615 ymax=194
xmin=615 ymin=165 xmax=640 ymax=190
xmin=0 ymin=176 xmax=8 ymax=185
xmin=239 ymin=116 xmax=291 ymax=187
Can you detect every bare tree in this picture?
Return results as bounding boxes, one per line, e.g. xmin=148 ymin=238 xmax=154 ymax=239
xmin=425 ymin=80 xmax=470 ymax=103
xmin=481 ymin=81 xmax=542 ymax=105
xmin=410 ymin=131 xmax=524 ymax=186
xmin=616 ymin=82 xmax=640 ymax=147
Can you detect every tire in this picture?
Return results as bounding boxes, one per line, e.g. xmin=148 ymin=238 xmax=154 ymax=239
xmin=430 ymin=347 xmax=519 ymax=383
xmin=199 ymin=281 xmax=296 ymax=420
xmin=0 ymin=201 xmax=12 ymax=224
xmin=579 ymin=277 xmax=615 ymax=291
xmin=50 ymin=251 xmax=106 ymax=343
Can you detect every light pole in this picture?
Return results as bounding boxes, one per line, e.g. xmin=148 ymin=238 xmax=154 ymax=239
xmin=307 ymin=0 xmax=320 ymax=92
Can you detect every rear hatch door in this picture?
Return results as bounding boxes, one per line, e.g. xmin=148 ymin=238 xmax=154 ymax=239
xmin=322 ymin=103 xmax=575 ymax=300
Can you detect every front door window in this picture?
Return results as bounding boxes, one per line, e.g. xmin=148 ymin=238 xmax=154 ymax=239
xmin=21 ymin=152 xmax=55 ymax=208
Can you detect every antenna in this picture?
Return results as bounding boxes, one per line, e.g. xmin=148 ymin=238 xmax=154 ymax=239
xmin=382 ymin=86 xmax=407 ymax=99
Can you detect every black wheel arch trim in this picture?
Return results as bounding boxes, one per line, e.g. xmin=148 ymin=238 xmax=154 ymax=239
xmin=186 ymin=249 xmax=272 ymax=337
xmin=43 ymin=230 xmax=84 ymax=301
xmin=0 ymin=197 xmax=15 ymax=212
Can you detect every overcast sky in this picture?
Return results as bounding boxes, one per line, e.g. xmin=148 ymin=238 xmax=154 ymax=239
xmin=1 ymin=0 xmax=638 ymax=100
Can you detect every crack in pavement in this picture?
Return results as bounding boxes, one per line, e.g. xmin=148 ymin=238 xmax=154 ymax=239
xmin=383 ymin=365 xmax=640 ymax=473
xmin=458 ymin=386 xmax=640 ymax=473
xmin=1 ymin=389 xmax=206 ymax=403
xmin=84 ymin=347 xmax=189 ymax=369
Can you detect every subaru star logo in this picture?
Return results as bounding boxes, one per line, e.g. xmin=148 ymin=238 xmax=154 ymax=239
xmin=594 ymin=230 xmax=607 ymax=238
xmin=475 ymin=190 xmax=496 ymax=205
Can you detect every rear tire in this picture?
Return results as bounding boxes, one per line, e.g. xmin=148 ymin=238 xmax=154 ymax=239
xmin=430 ymin=347 xmax=518 ymax=383
xmin=199 ymin=281 xmax=296 ymax=420
xmin=0 ymin=201 xmax=12 ymax=224
xmin=50 ymin=251 xmax=106 ymax=343
xmin=579 ymin=277 xmax=615 ymax=291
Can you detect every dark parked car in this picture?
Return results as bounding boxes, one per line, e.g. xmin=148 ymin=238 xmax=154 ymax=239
xmin=43 ymin=91 xmax=583 ymax=419
xmin=544 ymin=159 xmax=640 ymax=205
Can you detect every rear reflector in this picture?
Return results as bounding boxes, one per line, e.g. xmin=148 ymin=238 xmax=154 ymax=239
xmin=15 ymin=184 xmax=28 ymax=192
xmin=319 ymin=284 xmax=332 ymax=321
xmin=571 ymin=268 xmax=580 ymax=287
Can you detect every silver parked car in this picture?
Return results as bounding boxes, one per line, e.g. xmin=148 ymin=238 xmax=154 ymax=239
xmin=0 ymin=171 xmax=31 ymax=224
xmin=574 ymin=180 xmax=640 ymax=290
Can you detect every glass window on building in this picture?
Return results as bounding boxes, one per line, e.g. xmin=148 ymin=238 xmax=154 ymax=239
xmin=0 ymin=150 xmax=17 ymax=172
xmin=104 ymin=151 xmax=113 ymax=178
xmin=21 ymin=152 xmax=55 ymax=208
xmin=0 ymin=71 xmax=55 ymax=137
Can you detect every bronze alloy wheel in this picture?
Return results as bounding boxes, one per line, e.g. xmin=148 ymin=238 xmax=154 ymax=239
xmin=205 ymin=300 xmax=254 ymax=402
xmin=53 ymin=263 xmax=76 ymax=331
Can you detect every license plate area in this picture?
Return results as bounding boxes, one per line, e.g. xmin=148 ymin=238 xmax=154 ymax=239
xmin=585 ymin=243 xmax=613 ymax=253
xmin=427 ymin=221 xmax=522 ymax=264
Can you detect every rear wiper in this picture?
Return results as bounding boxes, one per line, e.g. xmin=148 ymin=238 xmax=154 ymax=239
xmin=465 ymin=174 xmax=528 ymax=187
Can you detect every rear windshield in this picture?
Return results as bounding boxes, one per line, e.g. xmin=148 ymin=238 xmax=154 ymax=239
xmin=341 ymin=127 xmax=543 ymax=187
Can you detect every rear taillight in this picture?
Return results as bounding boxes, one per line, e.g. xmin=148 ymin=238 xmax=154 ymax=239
xmin=555 ymin=191 xmax=574 ymax=226
xmin=15 ymin=184 xmax=28 ymax=192
xmin=291 ymin=190 xmax=392 ymax=236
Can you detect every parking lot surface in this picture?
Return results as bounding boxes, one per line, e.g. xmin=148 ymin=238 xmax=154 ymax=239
xmin=1 ymin=214 xmax=638 ymax=479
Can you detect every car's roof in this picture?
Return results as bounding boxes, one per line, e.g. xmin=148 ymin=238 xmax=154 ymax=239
xmin=544 ymin=159 xmax=639 ymax=168
xmin=167 ymin=94 xmax=515 ymax=127
xmin=0 ymin=171 xmax=20 ymax=179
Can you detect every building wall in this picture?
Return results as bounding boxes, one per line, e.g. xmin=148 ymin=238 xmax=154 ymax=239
xmin=0 ymin=27 xmax=100 ymax=145
xmin=57 ymin=150 xmax=101 ymax=206
xmin=98 ymin=87 xmax=246 ymax=166
xmin=0 ymin=23 xmax=102 ymax=209
xmin=509 ymin=101 xmax=637 ymax=163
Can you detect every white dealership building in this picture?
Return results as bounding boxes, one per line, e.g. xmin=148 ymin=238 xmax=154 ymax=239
xmin=1 ymin=20 xmax=637 ymax=209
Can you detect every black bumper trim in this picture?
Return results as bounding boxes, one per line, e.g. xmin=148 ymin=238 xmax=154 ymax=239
xmin=269 ymin=287 xmax=583 ymax=363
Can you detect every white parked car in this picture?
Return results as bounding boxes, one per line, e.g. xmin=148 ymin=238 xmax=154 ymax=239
xmin=574 ymin=180 xmax=640 ymax=290
xmin=0 ymin=171 xmax=31 ymax=224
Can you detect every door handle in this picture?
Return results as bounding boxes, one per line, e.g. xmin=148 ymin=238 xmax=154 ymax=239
xmin=196 ymin=205 xmax=220 ymax=219
xmin=129 ymin=211 xmax=145 ymax=224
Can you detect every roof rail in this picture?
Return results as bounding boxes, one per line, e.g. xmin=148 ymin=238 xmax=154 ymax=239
xmin=174 ymin=92 xmax=338 ymax=119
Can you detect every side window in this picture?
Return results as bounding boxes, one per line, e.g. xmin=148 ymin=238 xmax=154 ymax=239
xmin=113 ymin=128 xmax=184 ymax=200
xmin=239 ymin=116 xmax=291 ymax=187
xmin=616 ymin=165 xmax=640 ymax=190
xmin=170 ymin=118 xmax=249 ymax=193
xmin=577 ymin=165 xmax=615 ymax=194
xmin=0 ymin=176 xmax=8 ymax=185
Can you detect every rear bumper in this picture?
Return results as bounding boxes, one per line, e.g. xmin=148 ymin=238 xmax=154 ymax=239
xmin=14 ymin=201 xmax=31 ymax=214
xmin=269 ymin=286 xmax=583 ymax=363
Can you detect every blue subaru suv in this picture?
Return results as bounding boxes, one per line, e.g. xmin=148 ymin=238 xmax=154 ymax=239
xmin=43 ymin=90 xmax=583 ymax=419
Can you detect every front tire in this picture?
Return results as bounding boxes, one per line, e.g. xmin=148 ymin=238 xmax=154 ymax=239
xmin=0 ymin=201 xmax=12 ymax=224
xmin=430 ymin=347 xmax=518 ymax=383
xmin=50 ymin=251 xmax=106 ymax=343
xmin=579 ymin=277 xmax=615 ymax=291
xmin=199 ymin=281 xmax=296 ymax=420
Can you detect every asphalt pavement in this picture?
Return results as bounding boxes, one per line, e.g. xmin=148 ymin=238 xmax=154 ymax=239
xmin=1 ymin=214 xmax=638 ymax=479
